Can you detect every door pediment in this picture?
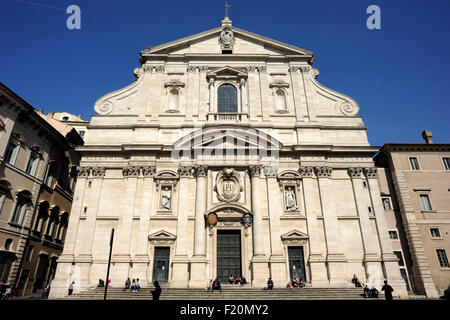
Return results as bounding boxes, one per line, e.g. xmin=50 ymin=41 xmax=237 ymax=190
xmin=148 ymin=230 xmax=177 ymax=242
xmin=281 ymin=230 xmax=309 ymax=241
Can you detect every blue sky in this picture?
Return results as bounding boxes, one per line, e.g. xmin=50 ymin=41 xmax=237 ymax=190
xmin=1 ymin=0 xmax=449 ymax=146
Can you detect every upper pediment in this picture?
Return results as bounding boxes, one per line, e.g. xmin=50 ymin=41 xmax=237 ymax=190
xmin=140 ymin=24 xmax=313 ymax=60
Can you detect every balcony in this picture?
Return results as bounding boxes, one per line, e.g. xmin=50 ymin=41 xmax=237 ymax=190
xmin=207 ymin=113 xmax=248 ymax=122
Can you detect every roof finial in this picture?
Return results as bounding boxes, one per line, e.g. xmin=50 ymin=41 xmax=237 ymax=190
xmin=221 ymin=1 xmax=232 ymax=26
xmin=222 ymin=1 xmax=232 ymax=19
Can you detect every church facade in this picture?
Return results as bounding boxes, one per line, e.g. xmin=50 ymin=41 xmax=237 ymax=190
xmin=50 ymin=17 xmax=409 ymax=298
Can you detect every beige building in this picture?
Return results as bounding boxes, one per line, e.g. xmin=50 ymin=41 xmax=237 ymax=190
xmin=45 ymin=111 xmax=89 ymax=141
xmin=50 ymin=17 xmax=411 ymax=298
xmin=375 ymin=131 xmax=450 ymax=297
xmin=0 ymin=83 xmax=82 ymax=296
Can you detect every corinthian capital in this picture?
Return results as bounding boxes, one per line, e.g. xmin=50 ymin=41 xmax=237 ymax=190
xmin=263 ymin=166 xmax=278 ymax=177
xmin=123 ymin=166 xmax=140 ymax=177
xmin=364 ymin=167 xmax=378 ymax=179
xmin=76 ymin=166 xmax=90 ymax=177
xmin=194 ymin=166 xmax=208 ymax=178
xmin=315 ymin=166 xmax=332 ymax=178
xmin=298 ymin=166 xmax=314 ymax=177
xmin=248 ymin=165 xmax=262 ymax=178
xmin=142 ymin=166 xmax=156 ymax=177
xmin=178 ymin=166 xmax=193 ymax=177
xmin=348 ymin=167 xmax=364 ymax=179
xmin=91 ymin=167 xmax=106 ymax=177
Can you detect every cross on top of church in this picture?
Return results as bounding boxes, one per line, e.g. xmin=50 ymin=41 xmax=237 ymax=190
xmin=222 ymin=1 xmax=232 ymax=18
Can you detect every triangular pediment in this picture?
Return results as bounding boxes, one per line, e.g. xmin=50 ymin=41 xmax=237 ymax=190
xmin=207 ymin=66 xmax=247 ymax=78
xmin=148 ymin=230 xmax=177 ymax=241
xmin=281 ymin=230 xmax=309 ymax=241
xmin=140 ymin=25 xmax=313 ymax=57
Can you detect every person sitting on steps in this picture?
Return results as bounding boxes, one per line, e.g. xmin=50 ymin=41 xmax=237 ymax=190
xmin=212 ymin=278 xmax=222 ymax=292
xmin=228 ymin=275 xmax=234 ymax=284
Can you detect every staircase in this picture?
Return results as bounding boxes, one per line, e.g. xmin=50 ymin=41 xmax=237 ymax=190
xmin=68 ymin=285 xmax=371 ymax=300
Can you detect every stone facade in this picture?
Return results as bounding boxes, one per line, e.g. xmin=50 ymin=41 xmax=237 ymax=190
xmin=0 ymin=84 xmax=82 ymax=296
xmin=375 ymin=135 xmax=450 ymax=298
xmin=49 ymin=18 xmax=408 ymax=298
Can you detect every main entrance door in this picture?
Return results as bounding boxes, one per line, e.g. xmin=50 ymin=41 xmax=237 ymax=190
xmin=217 ymin=230 xmax=241 ymax=283
xmin=288 ymin=246 xmax=306 ymax=282
xmin=152 ymin=247 xmax=170 ymax=283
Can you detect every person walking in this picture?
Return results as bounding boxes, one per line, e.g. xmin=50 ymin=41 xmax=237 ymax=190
xmin=151 ymin=281 xmax=162 ymax=300
xmin=68 ymin=281 xmax=74 ymax=296
xmin=381 ymin=280 xmax=394 ymax=300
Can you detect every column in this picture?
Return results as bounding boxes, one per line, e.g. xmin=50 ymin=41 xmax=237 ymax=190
xmin=288 ymin=66 xmax=307 ymax=123
xmin=315 ymin=166 xmax=347 ymax=287
xmin=264 ymin=167 xmax=288 ymax=285
xmin=299 ymin=167 xmax=329 ymax=286
xmin=365 ymin=168 xmax=409 ymax=298
xmin=171 ymin=166 xmax=192 ymax=287
xmin=134 ymin=166 xmax=156 ymax=286
xmin=190 ymin=166 xmax=208 ymax=287
xmin=249 ymin=165 xmax=269 ymax=286
xmin=348 ymin=168 xmax=383 ymax=287
xmin=76 ymin=167 xmax=105 ymax=289
xmin=110 ymin=166 xmax=139 ymax=282
xmin=49 ymin=167 xmax=90 ymax=298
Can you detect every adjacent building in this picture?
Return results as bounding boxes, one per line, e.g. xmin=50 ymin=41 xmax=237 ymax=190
xmin=50 ymin=17 xmax=412 ymax=298
xmin=44 ymin=111 xmax=89 ymax=141
xmin=375 ymin=131 xmax=450 ymax=297
xmin=0 ymin=83 xmax=83 ymax=296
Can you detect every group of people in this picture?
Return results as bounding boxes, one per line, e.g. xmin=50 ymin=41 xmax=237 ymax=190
xmin=286 ymin=277 xmax=305 ymax=288
xmin=228 ymin=275 xmax=247 ymax=285
xmin=123 ymin=278 xmax=141 ymax=292
xmin=351 ymin=274 xmax=395 ymax=300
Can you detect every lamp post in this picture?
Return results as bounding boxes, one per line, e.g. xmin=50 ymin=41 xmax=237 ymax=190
xmin=104 ymin=228 xmax=114 ymax=300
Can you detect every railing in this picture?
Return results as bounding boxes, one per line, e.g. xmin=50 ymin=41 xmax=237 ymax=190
xmin=207 ymin=113 xmax=247 ymax=122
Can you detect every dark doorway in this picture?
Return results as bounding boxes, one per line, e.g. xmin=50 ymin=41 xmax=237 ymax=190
xmin=33 ymin=254 xmax=49 ymax=292
xmin=152 ymin=247 xmax=170 ymax=283
xmin=288 ymin=246 xmax=306 ymax=282
xmin=217 ymin=230 xmax=241 ymax=283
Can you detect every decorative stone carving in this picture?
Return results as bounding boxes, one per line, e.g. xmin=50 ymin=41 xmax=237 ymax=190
xmin=159 ymin=186 xmax=172 ymax=211
xmin=218 ymin=27 xmax=235 ymax=51
xmin=288 ymin=66 xmax=299 ymax=73
xmin=142 ymin=166 xmax=156 ymax=177
xmin=258 ymin=66 xmax=267 ymax=73
xmin=178 ymin=166 xmax=193 ymax=177
xmin=143 ymin=65 xmax=165 ymax=73
xmin=154 ymin=170 xmax=179 ymax=191
xmin=364 ymin=168 xmax=378 ymax=178
xmin=348 ymin=167 xmax=364 ymax=179
xmin=97 ymin=101 xmax=114 ymax=115
xmin=133 ymin=67 xmax=144 ymax=79
xmin=339 ymin=101 xmax=357 ymax=116
xmin=246 ymin=66 xmax=258 ymax=73
xmin=91 ymin=167 xmax=106 ymax=177
xmin=284 ymin=186 xmax=298 ymax=211
xmin=123 ymin=166 xmax=140 ymax=177
xmin=248 ymin=165 xmax=262 ymax=178
xmin=164 ymin=80 xmax=185 ymax=88
xmin=298 ymin=166 xmax=314 ymax=177
xmin=198 ymin=65 xmax=208 ymax=72
xmin=195 ymin=166 xmax=208 ymax=178
xmin=214 ymin=168 xmax=242 ymax=203
xmin=300 ymin=66 xmax=311 ymax=73
xmin=77 ymin=166 xmax=90 ymax=177
xmin=315 ymin=166 xmax=332 ymax=178
xmin=186 ymin=66 xmax=197 ymax=73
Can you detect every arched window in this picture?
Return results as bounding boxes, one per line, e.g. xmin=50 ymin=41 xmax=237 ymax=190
xmin=218 ymin=84 xmax=238 ymax=113
xmin=168 ymin=88 xmax=179 ymax=111
xmin=275 ymin=89 xmax=287 ymax=111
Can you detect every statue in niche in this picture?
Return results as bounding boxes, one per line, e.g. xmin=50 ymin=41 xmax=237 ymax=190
xmin=285 ymin=186 xmax=297 ymax=211
xmin=160 ymin=186 xmax=172 ymax=210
